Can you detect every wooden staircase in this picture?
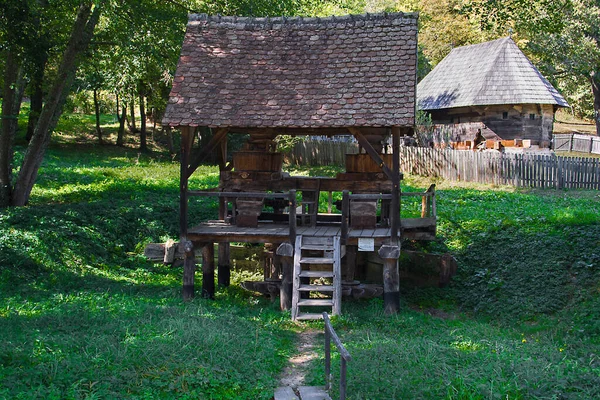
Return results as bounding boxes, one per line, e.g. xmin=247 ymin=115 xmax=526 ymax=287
xmin=292 ymin=235 xmax=342 ymax=321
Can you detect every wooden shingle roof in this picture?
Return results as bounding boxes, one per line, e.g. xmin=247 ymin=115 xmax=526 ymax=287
xmin=163 ymin=13 xmax=418 ymax=128
xmin=417 ymin=37 xmax=568 ymax=111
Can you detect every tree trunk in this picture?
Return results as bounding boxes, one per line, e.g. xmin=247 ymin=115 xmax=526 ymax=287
xmin=128 ymin=98 xmax=138 ymax=133
xmin=0 ymin=50 xmax=25 ymax=207
xmin=116 ymin=94 xmax=126 ymax=146
xmin=592 ymin=72 xmax=600 ymax=136
xmin=26 ymin=51 xmax=48 ymax=142
xmin=93 ymin=88 xmax=102 ymax=144
xmin=166 ymin=126 xmax=174 ymax=154
xmin=11 ymin=1 xmax=103 ymax=206
xmin=139 ymin=94 xmax=147 ymax=152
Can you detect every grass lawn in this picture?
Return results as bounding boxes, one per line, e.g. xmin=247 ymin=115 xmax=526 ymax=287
xmin=1 ymin=110 xmax=599 ymax=398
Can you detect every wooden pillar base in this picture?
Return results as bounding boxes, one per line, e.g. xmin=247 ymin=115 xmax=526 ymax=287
xmin=202 ymin=243 xmax=215 ymax=299
xmin=182 ymin=240 xmax=196 ymax=301
xmin=379 ymin=244 xmax=401 ymax=315
xmin=277 ymin=242 xmax=294 ymax=311
xmin=218 ymin=243 xmax=230 ymax=287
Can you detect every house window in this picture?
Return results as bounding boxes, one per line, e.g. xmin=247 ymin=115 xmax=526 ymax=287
xmin=502 ymin=112 xmax=508 ymax=119
xmin=529 ymin=113 xmax=536 ymax=120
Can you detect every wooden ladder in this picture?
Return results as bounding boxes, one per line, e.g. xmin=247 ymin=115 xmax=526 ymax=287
xmin=292 ymin=235 xmax=342 ymax=321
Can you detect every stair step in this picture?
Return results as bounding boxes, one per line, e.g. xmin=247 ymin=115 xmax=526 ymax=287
xmin=295 ymin=313 xmax=324 ymax=321
xmin=299 ymin=271 xmax=334 ymax=278
xmin=301 ymin=244 xmax=334 ymax=251
xmin=302 ymin=236 xmax=333 ymax=246
xmin=298 ymin=299 xmax=334 ymax=306
xmin=298 ymin=284 xmax=334 ymax=291
xmin=300 ymin=257 xmax=334 ymax=264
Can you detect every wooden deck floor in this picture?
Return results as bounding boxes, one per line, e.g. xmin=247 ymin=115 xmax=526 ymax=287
xmin=187 ymin=219 xmax=434 ymax=244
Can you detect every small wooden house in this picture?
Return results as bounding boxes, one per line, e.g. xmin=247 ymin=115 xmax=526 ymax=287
xmin=161 ymin=13 xmax=437 ymax=319
xmin=417 ymin=37 xmax=569 ymax=149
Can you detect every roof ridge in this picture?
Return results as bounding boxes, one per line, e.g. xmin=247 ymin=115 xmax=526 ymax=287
xmin=188 ymin=12 xmax=419 ymax=26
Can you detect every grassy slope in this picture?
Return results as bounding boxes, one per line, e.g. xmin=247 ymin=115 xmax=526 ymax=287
xmin=1 ymin=141 xmax=295 ymax=399
xmin=317 ymin=179 xmax=600 ymax=399
xmin=2 ymin=111 xmax=600 ymax=398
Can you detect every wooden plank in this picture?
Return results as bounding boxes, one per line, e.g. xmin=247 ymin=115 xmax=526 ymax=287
xmin=333 ymin=235 xmax=341 ymax=315
xmin=274 ymin=386 xmax=299 ymax=400
xmin=292 ymin=235 xmax=302 ymax=321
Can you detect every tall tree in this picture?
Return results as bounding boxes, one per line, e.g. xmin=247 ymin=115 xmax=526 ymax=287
xmin=0 ymin=1 xmax=104 ymax=207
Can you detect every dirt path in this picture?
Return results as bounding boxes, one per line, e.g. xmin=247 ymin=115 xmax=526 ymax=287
xmin=278 ymin=329 xmax=321 ymax=389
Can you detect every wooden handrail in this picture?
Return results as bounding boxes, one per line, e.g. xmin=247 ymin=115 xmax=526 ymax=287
xmin=187 ymin=190 xmax=290 ymax=199
xmin=323 ymin=312 xmax=351 ymax=400
xmin=348 ymin=193 xmax=393 ymax=201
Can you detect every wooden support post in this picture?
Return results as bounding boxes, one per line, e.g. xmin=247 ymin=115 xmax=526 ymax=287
xmin=288 ymin=190 xmax=296 ymax=245
xmin=217 ymin=198 xmax=230 ymax=287
xmin=182 ymin=240 xmax=196 ymax=300
xmin=218 ymin=243 xmax=230 ymax=287
xmin=202 ymin=243 xmax=215 ymax=299
xmin=341 ymin=190 xmax=349 ymax=244
xmin=391 ymin=127 xmax=401 ymax=243
xmin=180 ymin=127 xmax=194 ymax=239
xmin=378 ymin=244 xmax=401 ymax=314
xmin=343 ymin=245 xmax=357 ymax=283
xmin=277 ymin=242 xmax=294 ymax=311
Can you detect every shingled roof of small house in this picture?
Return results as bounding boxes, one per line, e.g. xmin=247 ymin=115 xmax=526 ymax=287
xmin=163 ymin=13 xmax=418 ymax=128
xmin=417 ymin=37 xmax=569 ymax=111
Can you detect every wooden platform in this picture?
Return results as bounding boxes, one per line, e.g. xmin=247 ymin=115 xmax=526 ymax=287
xmin=187 ymin=219 xmax=435 ymax=244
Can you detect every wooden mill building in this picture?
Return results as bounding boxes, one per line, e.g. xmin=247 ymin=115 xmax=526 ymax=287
xmin=417 ymin=37 xmax=569 ymax=149
xmin=162 ymin=12 xmax=436 ymax=319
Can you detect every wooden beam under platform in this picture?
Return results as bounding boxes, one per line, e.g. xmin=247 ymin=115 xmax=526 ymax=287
xmin=187 ymin=127 xmax=229 ymax=178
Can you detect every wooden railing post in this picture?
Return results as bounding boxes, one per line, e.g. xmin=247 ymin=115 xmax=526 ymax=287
xmin=341 ymin=190 xmax=349 ymax=244
xmin=288 ymin=190 xmax=296 ymax=245
xmin=323 ymin=312 xmax=351 ymax=400
xmin=325 ymin=323 xmax=331 ymax=390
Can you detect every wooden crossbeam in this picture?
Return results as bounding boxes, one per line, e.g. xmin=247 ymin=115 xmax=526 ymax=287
xmin=347 ymin=127 xmax=398 ymax=182
xmin=187 ymin=127 xmax=229 ymax=178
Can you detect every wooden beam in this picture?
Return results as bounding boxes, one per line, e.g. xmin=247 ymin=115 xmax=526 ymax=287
xmin=202 ymin=243 xmax=215 ymax=299
xmin=182 ymin=240 xmax=196 ymax=300
xmin=180 ymin=126 xmax=194 ymax=239
xmin=391 ymin=126 xmax=400 ymax=243
xmin=187 ymin=127 xmax=229 ymax=178
xmin=379 ymin=244 xmax=401 ymax=314
xmin=348 ymin=127 xmax=398 ymax=181
xmin=277 ymin=242 xmax=294 ymax=311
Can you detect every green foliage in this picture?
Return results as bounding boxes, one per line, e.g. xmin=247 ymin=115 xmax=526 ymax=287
xmin=0 ymin=144 xmax=294 ymax=399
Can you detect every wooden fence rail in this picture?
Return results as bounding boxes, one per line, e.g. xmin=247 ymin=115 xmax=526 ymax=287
xmin=286 ymin=140 xmax=358 ymax=166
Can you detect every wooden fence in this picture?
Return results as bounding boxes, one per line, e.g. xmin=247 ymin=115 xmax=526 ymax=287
xmin=288 ymin=141 xmax=600 ymax=189
xmin=286 ymin=140 xmax=357 ymax=166
xmin=399 ymin=147 xmax=600 ymax=190
xmin=554 ymin=133 xmax=600 ymax=155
